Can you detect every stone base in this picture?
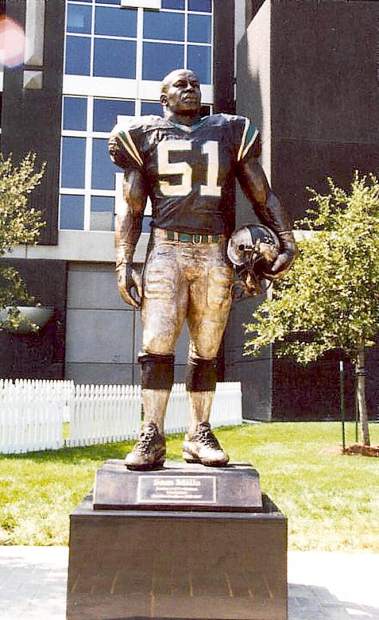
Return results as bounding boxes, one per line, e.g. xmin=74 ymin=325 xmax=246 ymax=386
xmin=67 ymin=494 xmax=287 ymax=620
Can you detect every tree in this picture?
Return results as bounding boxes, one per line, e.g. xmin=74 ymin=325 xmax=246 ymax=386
xmin=245 ymin=173 xmax=379 ymax=447
xmin=0 ymin=153 xmax=45 ymax=329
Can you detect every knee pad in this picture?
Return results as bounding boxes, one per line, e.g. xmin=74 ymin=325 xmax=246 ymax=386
xmin=139 ymin=353 xmax=174 ymax=390
xmin=186 ymin=357 xmax=218 ymax=392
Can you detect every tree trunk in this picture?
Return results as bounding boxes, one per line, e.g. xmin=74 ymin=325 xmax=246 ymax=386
xmin=356 ymin=346 xmax=370 ymax=447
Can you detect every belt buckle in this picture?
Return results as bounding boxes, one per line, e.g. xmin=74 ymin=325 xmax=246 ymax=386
xmin=193 ymin=234 xmax=202 ymax=245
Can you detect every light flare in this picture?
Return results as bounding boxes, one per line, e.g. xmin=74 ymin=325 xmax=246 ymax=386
xmin=0 ymin=16 xmax=25 ymax=68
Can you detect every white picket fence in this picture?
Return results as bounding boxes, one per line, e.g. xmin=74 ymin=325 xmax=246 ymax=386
xmin=0 ymin=379 xmax=74 ymax=454
xmin=68 ymin=384 xmax=141 ymax=447
xmin=0 ymin=379 xmax=242 ymax=454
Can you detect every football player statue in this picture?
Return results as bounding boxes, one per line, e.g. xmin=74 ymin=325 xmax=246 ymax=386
xmin=109 ymin=69 xmax=297 ymax=471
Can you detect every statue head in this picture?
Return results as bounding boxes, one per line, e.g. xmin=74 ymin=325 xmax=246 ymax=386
xmin=160 ymin=69 xmax=201 ymax=118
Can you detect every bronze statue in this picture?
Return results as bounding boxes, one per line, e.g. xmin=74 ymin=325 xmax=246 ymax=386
xmin=109 ymin=69 xmax=297 ymax=470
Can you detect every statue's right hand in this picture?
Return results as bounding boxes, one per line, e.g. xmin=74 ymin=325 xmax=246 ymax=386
xmin=116 ymin=262 xmax=143 ymax=309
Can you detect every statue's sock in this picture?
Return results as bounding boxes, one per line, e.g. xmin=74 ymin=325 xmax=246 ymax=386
xmin=139 ymin=353 xmax=175 ymax=433
xmin=186 ymin=357 xmax=217 ymax=436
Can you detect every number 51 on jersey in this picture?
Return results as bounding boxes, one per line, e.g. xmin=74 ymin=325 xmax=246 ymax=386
xmin=158 ymin=140 xmax=222 ymax=198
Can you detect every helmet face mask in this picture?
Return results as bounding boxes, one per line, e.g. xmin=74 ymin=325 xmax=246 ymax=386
xmin=227 ymin=225 xmax=280 ymax=296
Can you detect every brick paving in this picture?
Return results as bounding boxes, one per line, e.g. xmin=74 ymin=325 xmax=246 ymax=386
xmin=0 ymin=547 xmax=378 ymax=619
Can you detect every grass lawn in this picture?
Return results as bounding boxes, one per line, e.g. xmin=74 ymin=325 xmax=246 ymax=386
xmin=0 ymin=422 xmax=378 ymax=550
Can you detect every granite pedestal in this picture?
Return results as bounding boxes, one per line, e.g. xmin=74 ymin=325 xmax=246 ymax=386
xmin=67 ymin=461 xmax=287 ymax=620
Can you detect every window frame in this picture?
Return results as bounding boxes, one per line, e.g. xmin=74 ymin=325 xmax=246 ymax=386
xmin=63 ymin=1 xmax=214 ymax=89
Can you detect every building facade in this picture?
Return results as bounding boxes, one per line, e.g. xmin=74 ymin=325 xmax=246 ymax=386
xmin=0 ymin=0 xmax=377 ymax=420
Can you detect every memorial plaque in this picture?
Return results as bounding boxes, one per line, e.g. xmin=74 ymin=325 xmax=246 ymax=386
xmin=93 ymin=460 xmax=263 ymax=512
xmin=137 ymin=475 xmax=216 ymax=504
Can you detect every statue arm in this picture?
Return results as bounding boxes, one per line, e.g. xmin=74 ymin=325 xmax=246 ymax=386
xmin=115 ymin=169 xmax=147 ymax=308
xmin=236 ymin=155 xmax=298 ymax=277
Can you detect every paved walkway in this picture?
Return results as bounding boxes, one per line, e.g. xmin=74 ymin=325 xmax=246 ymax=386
xmin=0 ymin=547 xmax=378 ymax=619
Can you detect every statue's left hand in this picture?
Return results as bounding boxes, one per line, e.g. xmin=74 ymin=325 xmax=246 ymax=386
xmin=268 ymin=232 xmax=298 ymax=279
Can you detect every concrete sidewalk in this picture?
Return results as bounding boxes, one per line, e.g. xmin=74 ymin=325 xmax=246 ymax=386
xmin=0 ymin=547 xmax=378 ymax=620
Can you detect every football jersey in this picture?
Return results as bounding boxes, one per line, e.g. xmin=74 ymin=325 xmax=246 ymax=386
xmin=109 ymin=113 xmax=260 ymax=235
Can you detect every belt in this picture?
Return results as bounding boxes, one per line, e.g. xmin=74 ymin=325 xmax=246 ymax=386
xmin=163 ymin=230 xmax=223 ymax=244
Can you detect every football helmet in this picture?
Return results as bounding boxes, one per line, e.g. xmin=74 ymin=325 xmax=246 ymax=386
xmin=227 ymin=224 xmax=280 ymax=296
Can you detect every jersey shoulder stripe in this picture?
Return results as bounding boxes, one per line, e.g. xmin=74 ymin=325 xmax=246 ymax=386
xmin=117 ymin=126 xmax=143 ymax=167
xmin=237 ymin=117 xmax=259 ymax=162
xmin=206 ymin=114 xmax=259 ymax=161
xmin=109 ymin=115 xmax=162 ymax=170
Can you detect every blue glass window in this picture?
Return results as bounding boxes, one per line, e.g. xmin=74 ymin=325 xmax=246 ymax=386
xmin=63 ymin=97 xmax=87 ymax=131
xmin=60 ymin=195 xmax=85 ymax=230
xmin=95 ymin=7 xmax=137 ymax=37
xmin=141 ymin=101 xmax=162 ymax=116
xmin=93 ymin=99 xmax=135 ymax=132
xmin=67 ymin=3 xmax=92 ymax=34
xmin=142 ymin=42 xmax=184 ymax=81
xmin=95 ymin=0 xmax=119 ymax=4
xmin=90 ymin=196 xmax=115 ymax=231
xmin=65 ymin=36 xmax=91 ymax=75
xmin=162 ymin=0 xmax=184 ymax=8
xmin=142 ymin=216 xmax=152 ymax=233
xmin=61 ymin=137 xmax=86 ymax=188
xmin=188 ymin=0 xmax=212 ymax=12
xmin=94 ymin=39 xmax=136 ymax=78
xmin=188 ymin=14 xmax=211 ymax=43
xmin=92 ymin=138 xmax=118 ymax=190
xmin=187 ymin=45 xmax=211 ymax=83
xmin=143 ymin=11 xmax=184 ymax=41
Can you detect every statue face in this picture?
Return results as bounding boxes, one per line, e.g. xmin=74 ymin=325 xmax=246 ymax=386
xmin=160 ymin=70 xmax=201 ymax=115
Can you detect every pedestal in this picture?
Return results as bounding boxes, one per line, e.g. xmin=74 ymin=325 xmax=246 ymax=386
xmin=93 ymin=460 xmax=263 ymax=512
xmin=67 ymin=461 xmax=287 ymax=620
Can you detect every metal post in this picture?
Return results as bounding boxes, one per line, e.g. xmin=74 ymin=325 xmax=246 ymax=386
xmin=355 ymin=384 xmax=359 ymax=443
xmin=339 ymin=360 xmax=346 ymax=451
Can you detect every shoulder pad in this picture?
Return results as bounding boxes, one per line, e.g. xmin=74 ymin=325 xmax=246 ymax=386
xmin=109 ymin=115 xmax=162 ymax=170
xmin=201 ymin=113 xmax=241 ymax=128
xmin=114 ymin=115 xmax=162 ymax=133
xmin=233 ymin=116 xmax=260 ymax=162
xmin=204 ymin=114 xmax=260 ymax=160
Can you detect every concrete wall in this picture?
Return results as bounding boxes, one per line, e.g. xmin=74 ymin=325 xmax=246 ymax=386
xmin=228 ymin=0 xmax=379 ymax=420
xmin=224 ymin=0 xmax=273 ymax=420
xmin=270 ymin=0 xmax=379 ymax=221
xmin=269 ymin=0 xmax=379 ymax=418
xmin=235 ymin=0 xmax=378 ymax=223
xmin=65 ymin=263 xmax=190 ymax=385
xmin=236 ymin=0 xmax=378 ymax=223
xmin=236 ymin=0 xmax=271 ymax=183
xmin=224 ymin=296 xmax=273 ymax=421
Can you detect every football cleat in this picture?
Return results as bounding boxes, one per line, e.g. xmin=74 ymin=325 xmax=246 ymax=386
xmin=125 ymin=422 xmax=166 ymax=471
xmin=183 ymin=422 xmax=229 ymax=467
